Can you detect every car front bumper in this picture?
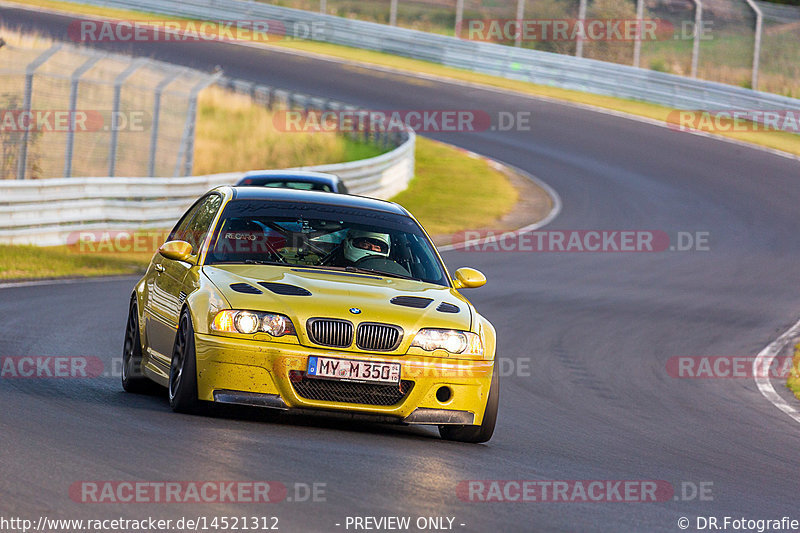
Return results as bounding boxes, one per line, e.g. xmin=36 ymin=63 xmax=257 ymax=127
xmin=194 ymin=333 xmax=495 ymax=425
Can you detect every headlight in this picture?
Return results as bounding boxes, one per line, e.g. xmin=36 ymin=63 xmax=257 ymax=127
xmin=411 ymin=329 xmax=484 ymax=355
xmin=212 ymin=310 xmax=295 ymax=336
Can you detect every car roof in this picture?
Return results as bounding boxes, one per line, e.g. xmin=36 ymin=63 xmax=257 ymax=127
xmin=226 ymin=186 xmax=409 ymax=215
xmin=240 ymin=170 xmax=341 ymax=184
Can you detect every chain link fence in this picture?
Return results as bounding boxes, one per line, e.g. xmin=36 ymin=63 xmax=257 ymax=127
xmin=272 ymin=0 xmax=799 ymax=95
xmin=0 ymin=42 xmax=218 ymax=180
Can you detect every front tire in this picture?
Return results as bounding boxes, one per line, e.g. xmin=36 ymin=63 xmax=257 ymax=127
xmin=168 ymin=308 xmax=201 ymax=413
xmin=122 ymin=298 xmax=153 ymax=393
xmin=439 ymin=362 xmax=499 ymax=443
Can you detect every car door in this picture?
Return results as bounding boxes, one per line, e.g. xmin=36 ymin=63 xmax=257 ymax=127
xmin=145 ymin=194 xmax=223 ymax=364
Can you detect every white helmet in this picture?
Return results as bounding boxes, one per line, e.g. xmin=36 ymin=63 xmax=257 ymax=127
xmin=344 ymin=230 xmax=390 ymax=263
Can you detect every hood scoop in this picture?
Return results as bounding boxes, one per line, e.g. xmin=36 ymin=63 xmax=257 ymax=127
xmin=390 ymin=296 xmax=433 ymax=309
xmin=230 ymin=283 xmax=263 ymax=294
xmin=436 ymin=302 xmax=461 ymax=313
xmin=258 ymin=282 xmax=312 ymax=296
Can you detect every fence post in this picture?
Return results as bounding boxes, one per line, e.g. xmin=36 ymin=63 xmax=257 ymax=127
xmin=575 ymin=0 xmax=587 ymax=58
xmin=390 ymin=0 xmax=398 ymax=26
xmin=148 ymin=69 xmax=183 ymax=177
xmin=16 ymin=44 xmax=60 ymax=180
xmin=108 ymin=58 xmax=146 ymax=177
xmin=689 ymin=0 xmax=702 ymax=78
xmin=633 ymin=0 xmax=644 ymax=68
xmin=64 ymin=54 xmax=101 ymax=178
xmin=743 ymin=0 xmax=763 ymax=90
xmin=454 ymin=0 xmax=463 ymax=37
xmin=175 ymin=72 xmax=223 ymax=177
xmin=514 ymin=0 xmax=525 ymax=48
xmin=319 ymin=0 xmax=326 ymax=14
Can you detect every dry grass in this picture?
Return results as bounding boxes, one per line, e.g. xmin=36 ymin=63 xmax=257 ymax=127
xmin=193 ymin=87 xmax=383 ymax=175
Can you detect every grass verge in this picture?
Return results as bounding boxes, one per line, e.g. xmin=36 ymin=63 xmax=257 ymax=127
xmin=788 ymin=343 xmax=800 ymax=401
xmin=0 ymin=244 xmax=152 ymax=279
xmin=5 ymin=0 xmax=800 ymax=156
xmin=391 ymin=137 xmax=517 ymax=235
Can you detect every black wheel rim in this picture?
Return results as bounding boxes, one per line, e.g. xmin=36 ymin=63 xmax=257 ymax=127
xmin=169 ymin=314 xmax=188 ymax=400
xmin=122 ymin=303 xmax=137 ymax=381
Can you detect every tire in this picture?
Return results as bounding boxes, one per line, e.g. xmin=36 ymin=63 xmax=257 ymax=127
xmin=439 ymin=362 xmax=499 ymax=444
xmin=122 ymin=298 xmax=154 ymax=393
xmin=168 ymin=308 xmax=201 ymax=413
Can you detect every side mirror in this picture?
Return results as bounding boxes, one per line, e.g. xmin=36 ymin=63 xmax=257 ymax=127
xmin=158 ymin=240 xmax=194 ymax=263
xmin=453 ymin=267 xmax=486 ymax=289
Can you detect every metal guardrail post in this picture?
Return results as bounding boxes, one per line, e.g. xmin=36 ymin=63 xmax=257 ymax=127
xmin=575 ymin=0 xmax=587 ymax=58
xmin=744 ymin=0 xmax=763 ymax=90
xmin=633 ymin=0 xmax=645 ymax=68
xmin=319 ymin=0 xmax=325 ymax=15
xmin=175 ymin=71 xmax=223 ymax=177
xmin=689 ymin=0 xmax=703 ymax=78
xmin=64 ymin=54 xmax=101 ymax=178
xmin=514 ymin=0 xmax=525 ymax=48
xmin=454 ymin=0 xmax=463 ymax=38
xmin=16 ymin=44 xmax=60 ymax=180
xmin=108 ymin=58 xmax=146 ymax=177
xmin=390 ymin=0 xmax=398 ymax=27
xmin=148 ymin=69 xmax=183 ymax=178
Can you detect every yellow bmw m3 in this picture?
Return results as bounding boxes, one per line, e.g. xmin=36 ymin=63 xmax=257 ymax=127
xmin=122 ymin=186 xmax=498 ymax=443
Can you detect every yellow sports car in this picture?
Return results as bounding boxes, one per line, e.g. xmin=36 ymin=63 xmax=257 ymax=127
xmin=122 ymin=186 xmax=498 ymax=443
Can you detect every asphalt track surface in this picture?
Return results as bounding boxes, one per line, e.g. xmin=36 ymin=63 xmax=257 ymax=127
xmin=2 ymin=6 xmax=800 ymax=532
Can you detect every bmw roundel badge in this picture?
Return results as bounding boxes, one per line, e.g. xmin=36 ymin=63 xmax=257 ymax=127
xmin=349 ymin=307 xmax=362 ymax=315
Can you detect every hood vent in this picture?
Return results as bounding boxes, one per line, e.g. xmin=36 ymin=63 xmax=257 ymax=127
xmin=230 ymin=283 xmax=263 ymax=294
xmin=436 ymin=302 xmax=460 ymax=313
xmin=258 ymin=282 xmax=312 ymax=296
xmin=390 ymin=296 xmax=433 ymax=309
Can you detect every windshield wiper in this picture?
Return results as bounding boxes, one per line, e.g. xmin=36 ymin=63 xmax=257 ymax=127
xmin=345 ymin=266 xmax=416 ymax=281
xmin=243 ymin=259 xmax=285 ymax=266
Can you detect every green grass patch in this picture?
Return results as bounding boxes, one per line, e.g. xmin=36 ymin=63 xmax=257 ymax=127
xmin=0 ymin=244 xmax=151 ymax=280
xmin=788 ymin=343 xmax=800 ymax=401
xmin=391 ymin=137 xmax=517 ymax=236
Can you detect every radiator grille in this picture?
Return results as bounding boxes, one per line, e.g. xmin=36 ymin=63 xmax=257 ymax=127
xmin=356 ymin=323 xmax=403 ymax=351
xmin=290 ymin=371 xmax=413 ymax=406
xmin=306 ymin=318 xmax=353 ymax=348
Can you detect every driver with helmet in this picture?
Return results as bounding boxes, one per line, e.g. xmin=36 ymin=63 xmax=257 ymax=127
xmin=342 ymin=229 xmax=391 ymax=266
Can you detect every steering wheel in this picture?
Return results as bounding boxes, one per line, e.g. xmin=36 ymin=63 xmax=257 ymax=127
xmin=354 ymin=256 xmax=411 ymax=277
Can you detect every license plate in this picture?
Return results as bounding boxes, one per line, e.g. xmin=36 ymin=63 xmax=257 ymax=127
xmin=307 ymin=356 xmax=400 ymax=384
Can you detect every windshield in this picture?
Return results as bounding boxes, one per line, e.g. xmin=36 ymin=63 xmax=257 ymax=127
xmin=204 ymin=199 xmax=449 ymax=286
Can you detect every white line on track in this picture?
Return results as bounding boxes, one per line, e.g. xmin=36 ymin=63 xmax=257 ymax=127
xmin=0 ymin=275 xmax=139 ymax=290
xmin=754 ymin=319 xmax=800 ymax=425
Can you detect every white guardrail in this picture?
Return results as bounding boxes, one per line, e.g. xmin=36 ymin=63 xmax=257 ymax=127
xmin=0 ymin=130 xmax=416 ymax=246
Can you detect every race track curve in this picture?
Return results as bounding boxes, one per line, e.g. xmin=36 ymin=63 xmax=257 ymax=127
xmin=2 ymin=6 xmax=800 ymax=532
